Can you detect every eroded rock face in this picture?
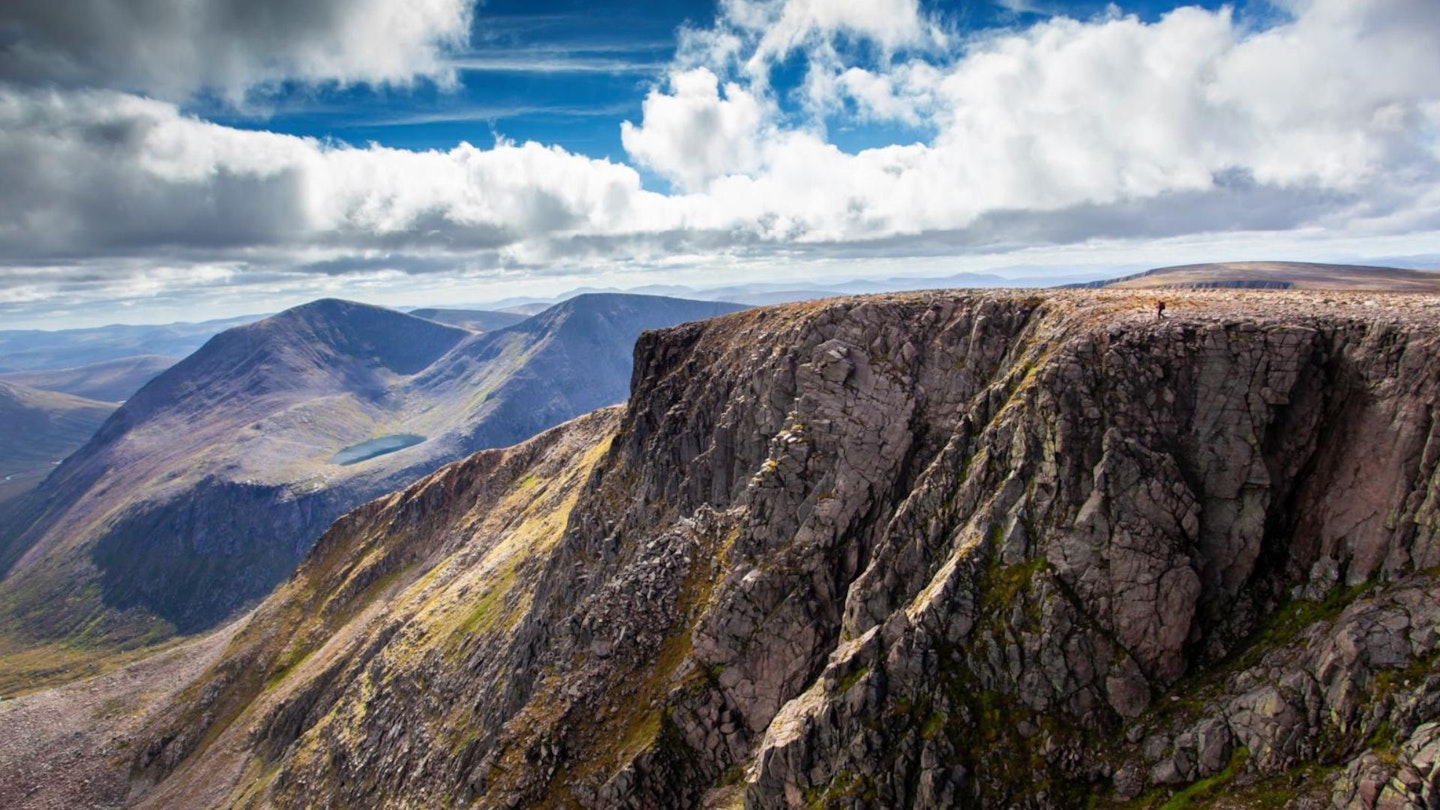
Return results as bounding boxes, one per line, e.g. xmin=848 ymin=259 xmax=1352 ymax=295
xmin=128 ymin=290 xmax=1440 ymax=809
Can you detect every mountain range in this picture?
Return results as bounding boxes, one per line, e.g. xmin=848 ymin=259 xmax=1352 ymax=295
xmin=4 ymin=271 xmax=1440 ymax=808
xmin=0 ymin=315 xmax=259 ymax=374
xmin=0 ymin=293 xmax=744 ymax=690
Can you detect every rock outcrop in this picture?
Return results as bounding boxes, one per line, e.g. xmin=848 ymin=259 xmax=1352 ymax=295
xmin=128 ymin=290 xmax=1440 ymax=808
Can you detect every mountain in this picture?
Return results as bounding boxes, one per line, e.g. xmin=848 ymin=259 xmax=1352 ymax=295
xmin=1070 ymin=260 xmax=1440 ymax=290
xmin=0 ymin=294 xmax=745 ymax=689
xmin=409 ymin=308 xmax=527 ymax=333
xmin=409 ymin=293 xmax=745 ymax=454
xmin=0 ymin=381 xmax=115 ymax=507
xmin=0 ymin=354 xmax=178 ymax=402
xmin=52 ymin=288 xmax=1434 ymax=809
xmin=0 ymin=314 xmax=260 ymax=373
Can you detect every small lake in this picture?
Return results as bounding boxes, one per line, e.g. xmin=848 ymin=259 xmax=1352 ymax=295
xmin=330 ymin=434 xmax=425 ymax=466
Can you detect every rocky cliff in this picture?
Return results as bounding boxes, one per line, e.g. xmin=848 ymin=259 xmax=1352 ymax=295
xmin=129 ymin=289 xmax=1440 ymax=809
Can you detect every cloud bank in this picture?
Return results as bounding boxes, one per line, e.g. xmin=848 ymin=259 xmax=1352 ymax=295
xmin=2 ymin=0 xmax=1440 ymax=320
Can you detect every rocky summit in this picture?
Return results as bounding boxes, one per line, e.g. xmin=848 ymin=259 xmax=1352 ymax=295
xmin=8 ymin=289 xmax=1439 ymax=809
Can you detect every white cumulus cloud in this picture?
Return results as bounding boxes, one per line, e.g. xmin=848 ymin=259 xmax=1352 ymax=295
xmin=621 ymin=68 xmax=769 ymax=192
xmin=626 ymin=0 xmax=1440 ymax=243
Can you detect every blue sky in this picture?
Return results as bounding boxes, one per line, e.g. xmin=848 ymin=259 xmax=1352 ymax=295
xmin=201 ymin=0 xmax=1274 ymax=165
xmin=198 ymin=1 xmax=701 ymax=162
xmin=1 ymin=0 xmax=1439 ymax=327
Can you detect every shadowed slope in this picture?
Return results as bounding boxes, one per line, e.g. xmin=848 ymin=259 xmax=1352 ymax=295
xmin=0 ymin=381 xmax=115 ymax=520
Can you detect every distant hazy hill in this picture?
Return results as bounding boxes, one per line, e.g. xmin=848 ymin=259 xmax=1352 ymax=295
xmin=0 ymin=315 xmax=260 ymax=373
xmin=409 ymin=307 xmax=527 ymax=333
xmin=0 ymin=355 xmax=177 ymax=402
xmin=479 ymin=271 xmax=1023 ymax=313
xmin=0 ymin=381 xmax=116 ymax=508
xmin=0 ymin=294 xmax=744 ymax=682
xmin=1070 ymin=261 xmax=1440 ymax=290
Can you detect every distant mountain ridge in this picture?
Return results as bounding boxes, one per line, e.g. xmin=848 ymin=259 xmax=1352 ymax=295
xmin=0 ymin=355 xmax=178 ymax=402
xmin=1067 ymin=260 xmax=1440 ymax=290
xmin=408 ymin=307 xmax=527 ymax=332
xmin=0 ymin=293 xmax=744 ymax=684
xmin=0 ymin=315 xmax=260 ymax=373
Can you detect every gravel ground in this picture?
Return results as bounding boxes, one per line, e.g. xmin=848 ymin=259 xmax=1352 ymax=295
xmin=0 ymin=621 xmax=241 ymax=810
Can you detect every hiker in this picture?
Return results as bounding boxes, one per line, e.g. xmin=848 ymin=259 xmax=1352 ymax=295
xmin=1156 ymin=300 xmax=1166 ymax=319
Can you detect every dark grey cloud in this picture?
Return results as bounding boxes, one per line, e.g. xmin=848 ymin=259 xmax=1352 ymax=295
xmin=0 ymin=0 xmax=474 ymax=99
xmin=0 ymin=87 xmax=653 ymax=265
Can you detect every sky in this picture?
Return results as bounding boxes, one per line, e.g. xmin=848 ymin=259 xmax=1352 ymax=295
xmin=2 ymin=0 xmax=1439 ymax=328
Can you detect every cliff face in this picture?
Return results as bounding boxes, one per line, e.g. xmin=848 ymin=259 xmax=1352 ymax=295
xmin=132 ymin=290 xmax=1440 ymax=809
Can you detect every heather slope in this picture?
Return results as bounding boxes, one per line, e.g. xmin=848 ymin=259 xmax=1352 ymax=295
xmin=127 ymin=289 xmax=1440 ymax=809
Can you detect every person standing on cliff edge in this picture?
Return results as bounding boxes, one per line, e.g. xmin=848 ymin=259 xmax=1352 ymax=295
xmin=1156 ymin=300 xmax=1166 ymax=319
